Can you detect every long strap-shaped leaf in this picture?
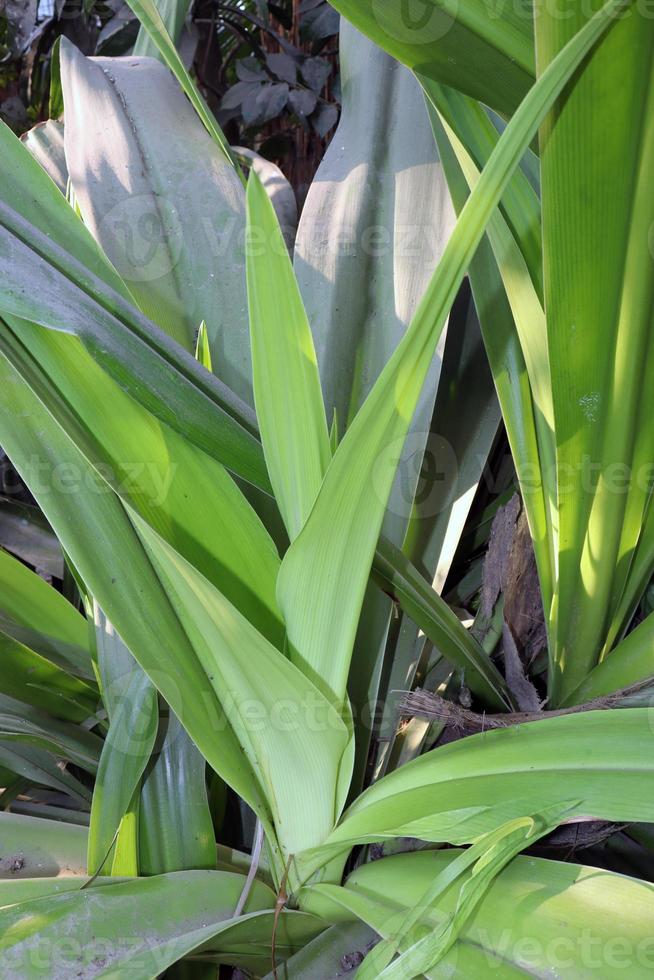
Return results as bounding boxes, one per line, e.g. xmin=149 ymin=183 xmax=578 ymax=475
xmin=428 ymin=101 xmax=558 ymax=625
xmin=88 ymin=606 xmax=159 ymax=877
xmin=538 ymin=0 xmax=654 ymax=702
xmin=277 ymin=0 xmax=629 ymax=707
xmin=246 ymin=172 xmax=331 ymax=541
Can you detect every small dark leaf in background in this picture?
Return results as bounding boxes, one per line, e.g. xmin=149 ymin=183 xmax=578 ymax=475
xmin=236 ymin=57 xmax=268 ymax=82
xmin=310 ymin=100 xmax=338 ymax=137
xmin=300 ymin=1 xmax=339 ymax=42
xmin=300 ymin=55 xmax=331 ymax=93
xmin=242 ymin=82 xmax=289 ymax=127
xmin=289 ymin=87 xmax=317 ymax=118
xmin=241 ymin=87 xmax=266 ymax=126
xmin=256 ymin=81 xmax=289 ymax=123
xmin=220 ymin=80 xmax=262 ymax=111
xmin=266 ymin=51 xmax=296 ymax=84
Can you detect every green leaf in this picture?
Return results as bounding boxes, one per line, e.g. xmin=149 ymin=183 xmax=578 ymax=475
xmin=60 ymin=42 xmax=250 ymax=381
xmin=246 ymin=170 xmax=331 ymax=541
xmin=328 ymin=0 xmax=534 ymax=116
xmin=0 ymin=120 xmax=268 ymax=490
xmin=372 ymin=537 xmax=511 ymax=709
xmin=537 ymin=0 xmax=654 ymax=702
xmin=0 ymin=812 xmax=87 ymax=879
xmin=0 ymin=545 xmax=91 ymax=679
xmin=303 ymin=849 xmax=654 ymax=978
xmin=139 ymin=713 xmax=217 ymax=874
xmin=133 ymin=514 xmax=352 ymax=859
xmin=0 ymin=870 xmax=277 ymax=977
xmin=87 ymin=611 xmax=159 ymax=877
xmin=307 ymin=709 xmax=654 ymax=871
xmin=0 ymin=350 xmax=271 ymax=842
xmin=564 ymin=610 xmax=654 ymax=705
xmin=133 ymin=0 xmax=190 ymax=59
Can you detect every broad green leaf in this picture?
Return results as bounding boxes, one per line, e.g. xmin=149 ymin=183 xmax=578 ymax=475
xmin=0 ymin=121 xmax=268 ymax=490
xmin=537 ymin=0 xmax=654 ymax=702
xmin=246 ymin=171 xmax=331 ymax=541
xmin=0 ymin=812 xmax=87 ymax=878
xmin=278 ymin=0 xmax=627 ymax=708
xmin=329 ymin=0 xmax=534 ymax=116
xmin=60 ymin=42 xmax=251 ymax=384
xmin=0 ymin=870 xmax=277 ymax=977
xmin=303 ymin=849 xmax=654 ymax=978
xmin=301 ymin=709 xmax=654 ymax=873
